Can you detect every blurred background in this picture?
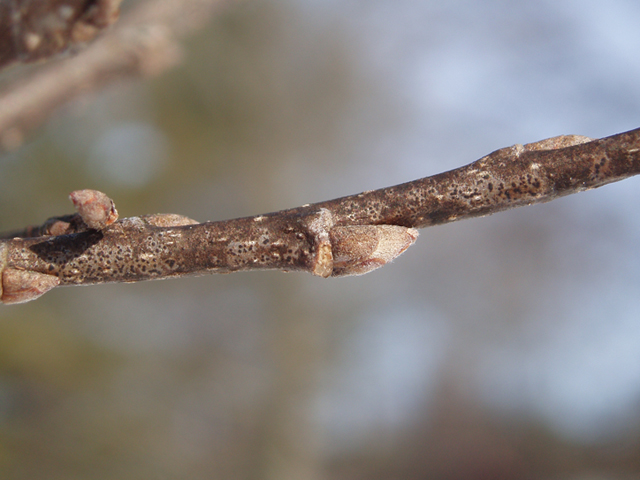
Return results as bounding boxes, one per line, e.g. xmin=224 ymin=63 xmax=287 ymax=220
xmin=1 ymin=0 xmax=640 ymax=478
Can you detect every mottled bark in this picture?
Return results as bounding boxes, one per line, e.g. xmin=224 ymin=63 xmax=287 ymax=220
xmin=1 ymin=127 xmax=639 ymax=304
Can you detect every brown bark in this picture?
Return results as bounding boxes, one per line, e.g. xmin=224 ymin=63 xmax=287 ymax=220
xmin=1 ymin=127 xmax=638 ymax=303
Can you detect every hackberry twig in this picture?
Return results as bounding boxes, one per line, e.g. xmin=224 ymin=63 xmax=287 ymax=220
xmin=1 ymin=127 xmax=639 ymax=304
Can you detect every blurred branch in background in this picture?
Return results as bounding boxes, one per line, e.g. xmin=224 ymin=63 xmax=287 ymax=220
xmin=0 ymin=0 xmax=234 ymax=150
xmin=0 ymin=0 xmax=123 ymax=69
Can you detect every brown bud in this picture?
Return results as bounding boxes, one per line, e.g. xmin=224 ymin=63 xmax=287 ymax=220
xmin=69 ymin=190 xmax=118 ymax=230
xmin=330 ymin=225 xmax=418 ymax=277
xmin=141 ymin=214 xmax=199 ymax=227
xmin=1 ymin=268 xmax=60 ymax=304
xmin=523 ymin=134 xmax=592 ymax=152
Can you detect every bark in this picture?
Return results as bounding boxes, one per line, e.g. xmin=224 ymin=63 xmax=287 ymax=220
xmin=1 ymin=127 xmax=639 ymax=304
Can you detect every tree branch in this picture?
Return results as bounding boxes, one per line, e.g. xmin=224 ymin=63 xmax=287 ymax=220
xmin=1 ymin=127 xmax=639 ymax=304
xmin=0 ymin=0 xmax=233 ymax=150
xmin=0 ymin=0 xmax=123 ymax=70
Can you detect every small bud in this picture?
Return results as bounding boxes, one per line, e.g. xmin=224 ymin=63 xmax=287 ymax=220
xmin=46 ymin=219 xmax=73 ymax=236
xmin=142 ymin=214 xmax=199 ymax=227
xmin=330 ymin=225 xmax=418 ymax=277
xmin=69 ymin=190 xmax=118 ymax=230
xmin=1 ymin=268 xmax=60 ymax=304
xmin=524 ymin=134 xmax=592 ymax=152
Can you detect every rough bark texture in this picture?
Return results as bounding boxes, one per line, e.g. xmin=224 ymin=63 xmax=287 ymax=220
xmin=319 ymin=132 xmax=637 ymax=229
xmin=1 ymin=127 xmax=638 ymax=303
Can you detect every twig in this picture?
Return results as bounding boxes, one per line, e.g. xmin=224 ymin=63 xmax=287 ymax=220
xmin=1 ymin=127 xmax=639 ymax=304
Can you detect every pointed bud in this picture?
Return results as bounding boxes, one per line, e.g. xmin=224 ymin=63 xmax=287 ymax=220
xmin=141 ymin=214 xmax=199 ymax=227
xmin=330 ymin=225 xmax=418 ymax=276
xmin=69 ymin=189 xmax=118 ymax=230
xmin=1 ymin=268 xmax=60 ymax=304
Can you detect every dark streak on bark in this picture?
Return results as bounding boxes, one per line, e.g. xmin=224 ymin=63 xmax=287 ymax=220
xmin=6 ymin=213 xmax=321 ymax=285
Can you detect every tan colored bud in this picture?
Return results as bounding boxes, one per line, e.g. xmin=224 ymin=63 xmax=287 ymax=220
xmin=330 ymin=225 xmax=418 ymax=276
xmin=69 ymin=189 xmax=118 ymax=230
xmin=141 ymin=214 xmax=199 ymax=227
xmin=1 ymin=268 xmax=60 ymax=304
xmin=523 ymin=134 xmax=592 ymax=152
